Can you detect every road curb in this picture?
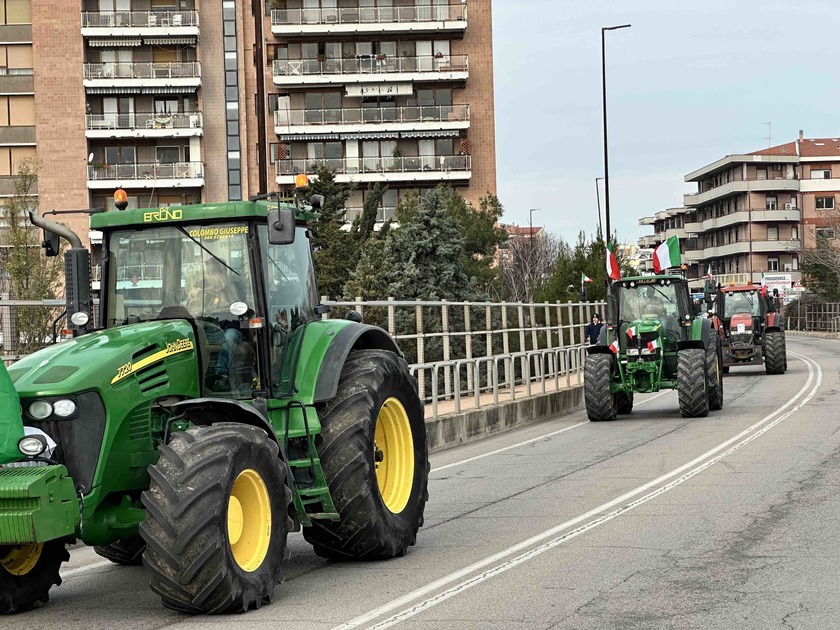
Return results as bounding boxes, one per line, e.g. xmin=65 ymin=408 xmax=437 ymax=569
xmin=426 ymin=386 xmax=584 ymax=453
xmin=786 ymin=330 xmax=840 ymax=340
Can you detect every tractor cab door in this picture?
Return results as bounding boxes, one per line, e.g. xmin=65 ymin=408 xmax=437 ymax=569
xmin=256 ymin=224 xmax=319 ymax=397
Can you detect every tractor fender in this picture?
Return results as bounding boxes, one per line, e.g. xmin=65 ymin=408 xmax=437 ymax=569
xmin=313 ymin=324 xmax=403 ymax=403
xmin=586 ymin=345 xmax=614 ymax=356
xmin=764 ymin=326 xmax=784 ymax=335
xmin=686 ymin=317 xmax=714 ymax=346
xmin=170 ymin=398 xmax=283 ymax=452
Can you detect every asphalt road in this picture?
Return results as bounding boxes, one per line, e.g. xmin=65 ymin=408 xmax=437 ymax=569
xmin=13 ymin=336 xmax=840 ymax=630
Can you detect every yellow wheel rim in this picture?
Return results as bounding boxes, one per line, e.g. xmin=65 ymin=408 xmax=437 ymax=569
xmin=227 ymin=469 xmax=272 ymax=572
xmin=1 ymin=544 xmax=43 ymax=576
xmin=374 ymin=397 xmax=415 ymax=514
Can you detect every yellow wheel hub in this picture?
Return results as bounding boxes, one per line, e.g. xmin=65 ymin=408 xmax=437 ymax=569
xmin=374 ymin=397 xmax=415 ymax=514
xmin=227 ymin=469 xmax=271 ymax=572
xmin=1 ymin=543 xmax=43 ymax=576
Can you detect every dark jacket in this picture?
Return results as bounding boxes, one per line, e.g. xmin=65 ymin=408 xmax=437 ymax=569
xmin=585 ymin=322 xmax=603 ymax=345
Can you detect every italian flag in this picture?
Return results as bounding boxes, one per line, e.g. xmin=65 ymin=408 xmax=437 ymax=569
xmin=760 ymin=271 xmax=767 ymax=297
xmin=647 ymin=338 xmax=659 ymax=352
xmin=581 ymin=272 xmax=593 ymax=284
xmin=627 ymin=326 xmax=636 ymax=339
xmin=606 ymin=242 xmax=621 ymax=281
xmin=609 ymin=339 xmax=619 ymax=354
xmin=705 ymin=265 xmax=713 ymax=279
xmin=652 ymin=235 xmax=681 ymax=274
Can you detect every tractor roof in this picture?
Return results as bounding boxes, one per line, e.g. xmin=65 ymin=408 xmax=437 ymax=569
xmin=618 ymin=275 xmax=686 ymax=283
xmin=720 ymin=285 xmax=761 ymax=293
xmin=90 ymin=199 xmax=298 ymax=230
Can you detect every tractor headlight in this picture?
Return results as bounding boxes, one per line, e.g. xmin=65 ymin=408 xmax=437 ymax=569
xmin=626 ymin=348 xmax=640 ymax=356
xmin=28 ymin=400 xmax=53 ymax=420
xmin=641 ymin=348 xmax=656 ymax=355
xmin=18 ymin=435 xmax=48 ymax=457
xmin=53 ymin=399 xmax=77 ymax=418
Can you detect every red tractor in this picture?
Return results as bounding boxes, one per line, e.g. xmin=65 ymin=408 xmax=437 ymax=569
xmin=708 ymin=283 xmax=787 ymax=375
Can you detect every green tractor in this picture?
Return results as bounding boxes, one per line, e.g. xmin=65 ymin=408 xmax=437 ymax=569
xmin=0 ymin=195 xmax=429 ymax=613
xmin=584 ymin=275 xmax=724 ymax=421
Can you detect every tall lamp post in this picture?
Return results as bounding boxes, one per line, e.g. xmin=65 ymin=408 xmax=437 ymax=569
xmin=528 ymin=208 xmax=539 ymax=301
xmin=595 ymin=177 xmax=604 ymax=237
xmin=601 ymin=24 xmax=631 ymax=244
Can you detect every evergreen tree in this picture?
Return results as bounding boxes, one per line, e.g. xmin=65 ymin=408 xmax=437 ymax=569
xmin=307 ymin=164 xmax=354 ymax=299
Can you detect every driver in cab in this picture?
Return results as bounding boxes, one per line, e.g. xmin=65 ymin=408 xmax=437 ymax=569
xmin=638 ymin=285 xmax=665 ymax=318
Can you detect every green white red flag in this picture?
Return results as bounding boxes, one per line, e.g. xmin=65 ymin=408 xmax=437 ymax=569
xmin=609 ymin=338 xmax=619 ymax=354
xmin=581 ymin=272 xmax=593 ymax=284
xmin=647 ymin=338 xmax=659 ymax=352
xmin=705 ymin=265 xmax=713 ymax=279
xmin=760 ymin=271 xmax=767 ymax=297
xmin=606 ymin=242 xmax=621 ymax=281
xmin=627 ymin=326 xmax=636 ymax=339
xmin=652 ymin=236 xmax=681 ymax=274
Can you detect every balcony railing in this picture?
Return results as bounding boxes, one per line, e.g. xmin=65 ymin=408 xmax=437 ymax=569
xmin=84 ymin=62 xmax=201 ymax=80
xmin=273 ymin=55 xmax=468 ymax=78
xmin=344 ymin=206 xmax=398 ymax=223
xmin=275 ymin=104 xmax=469 ymax=127
xmin=86 ymin=112 xmax=203 ymax=131
xmin=81 ymin=11 xmax=199 ymax=28
xmin=87 ymin=161 xmax=204 ymax=181
xmin=271 ymin=4 xmax=466 ymax=26
xmin=276 ymin=155 xmax=471 ymax=177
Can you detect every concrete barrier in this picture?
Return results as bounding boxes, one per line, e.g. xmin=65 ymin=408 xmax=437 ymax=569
xmin=426 ymin=384 xmax=584 ymax=453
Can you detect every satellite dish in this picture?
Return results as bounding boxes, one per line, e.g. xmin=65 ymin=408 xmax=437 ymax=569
xmin=88 ymin=152 xmax=94 ymax=164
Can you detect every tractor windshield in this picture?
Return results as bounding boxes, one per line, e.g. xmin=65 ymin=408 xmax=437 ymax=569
xmin=104 ymin=223 xmax=256 ymax=326
xmin=617 ymin=282 xmax=680 ymax=322
xmin=723 ymin=291 xmax=761 ymax=318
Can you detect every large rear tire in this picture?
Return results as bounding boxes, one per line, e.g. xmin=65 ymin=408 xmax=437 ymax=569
xmin=616 ymin=391 xmax=634 ymax=415
xmin=303 ymin=349 xmax=428 ymax=560
xmin=94 ymin=536 xmax=145 ymax=566
xmin=706 ymin=334 xmax=724 ymax=411
xmin=141 ymin=424 xmax=292 ymax=613
xmin=0 ymin=540 xmax=69 ymax=614
xmin=678 ymin=349 xmax=709 ymax=418
xmin=764 ymin=331 xmax=786 ymax=375
xmin=584 ymin=353 xmax=617 ymax=422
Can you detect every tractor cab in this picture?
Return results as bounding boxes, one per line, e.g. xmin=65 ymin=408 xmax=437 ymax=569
xmin=101 ymin=213 xmax=318 ymax=398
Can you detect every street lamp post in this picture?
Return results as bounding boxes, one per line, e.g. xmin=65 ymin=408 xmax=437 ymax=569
xmin=595 ymin=177 xmax=604 ymax=237
xmin=601 ymin=24 xmax=631 ymax=244
xmin=528 ymin=208 xmax=539 ymax=301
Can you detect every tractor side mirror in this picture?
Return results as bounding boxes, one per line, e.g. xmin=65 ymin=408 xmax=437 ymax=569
xmin=267 ymin=207 xmax=296 ymax=245
xmin=310 ymin=194 xmax=324 ymax=210
xmin=42 ymin=228 xmax=60 ymax=257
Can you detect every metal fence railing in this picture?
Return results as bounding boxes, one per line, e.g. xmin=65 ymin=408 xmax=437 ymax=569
xmin=785 ymin=302 xmax=840 ymax=332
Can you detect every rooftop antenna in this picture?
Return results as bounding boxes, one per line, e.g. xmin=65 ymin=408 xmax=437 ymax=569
xmin=764 ymin=122 xmax=772 ymax=148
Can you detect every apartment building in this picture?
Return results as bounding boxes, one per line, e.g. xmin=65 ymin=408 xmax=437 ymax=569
xmin=639 ymin=132 xmax=840 ymax=285
xmin=264 ymin=0 xmax=496 ymax=223
xmin=19 ymin=0 xmax=494 ymax=269
xmin=636 ymin=207 xmax=688 ymax=275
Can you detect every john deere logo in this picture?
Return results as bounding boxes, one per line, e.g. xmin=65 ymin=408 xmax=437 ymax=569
xmin=143 ymin=207 xmax=183 ymax=222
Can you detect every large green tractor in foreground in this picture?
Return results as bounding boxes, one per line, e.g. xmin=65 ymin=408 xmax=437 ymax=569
xmin=584 ymin=275 xmax=724 ymax=421
xmin=0 ymin=195 xmax=428 ymax=613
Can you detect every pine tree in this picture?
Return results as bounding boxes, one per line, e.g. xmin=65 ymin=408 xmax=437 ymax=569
xmin=307 ymin=164 xmax=354 ymax=299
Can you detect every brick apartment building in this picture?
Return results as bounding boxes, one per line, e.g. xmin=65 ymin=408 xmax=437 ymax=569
xmin=639 ymin=132 xmax=840 ymax=285
xmin=5 ymin=0 xmax=495 ymax=273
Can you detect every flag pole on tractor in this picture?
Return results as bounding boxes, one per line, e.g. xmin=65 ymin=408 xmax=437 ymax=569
xmin=580 ymin=271 xmax=594 ymax=302
xmin=606 ymin=242 xmax=621 ymax=281
xmin=652 ymin=235 xmax=682 ymax=274
xmin=704 ymin=264 xmax=713 ymax=280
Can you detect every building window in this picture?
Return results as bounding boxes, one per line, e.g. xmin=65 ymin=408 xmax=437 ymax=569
xmin=816 ymin=196 xmax=835 ymax=210
xmin=791 ymin=225 xmax=798 ymax=240
xmin=767 ymin=258 xmax=779 ymax=272
xmin=816 ymin=227 xmax=836 ymax=240
xmin=767 ymin=225 xmax=779 ymax=241
xmin=765 ymin=196 xmax=777 ymax=211
xmin=811 ymin=168 xmax=831 ymax=179
xmin=756 ymin=168 xmax=767 ymax=180
xmin=792 ymin=256 xmax=799 ymax=271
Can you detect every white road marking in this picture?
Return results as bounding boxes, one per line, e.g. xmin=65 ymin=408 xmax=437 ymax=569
xmin=334 ymin=352 xmax=820 ymax=630
xmin=431 ymin=390 xmax=672 ymax=473
xmin=61 ymin=560 xmax=113 ymax=579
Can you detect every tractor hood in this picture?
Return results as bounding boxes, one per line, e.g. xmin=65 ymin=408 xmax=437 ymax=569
xmin=7 ymin=320 xmax=199 ymax=398
xmin=0 ymin=361 xmax=24 ymax=462
xmin=730 ymin=313 xmax=753 ymax=333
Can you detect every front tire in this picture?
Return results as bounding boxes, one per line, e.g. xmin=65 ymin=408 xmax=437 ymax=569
xmin=616 ymin=391 xmax=634 ymax=414
xmin=303 ymin=349 xmax=428 ymax=560
xmin=678 ymin=349 xmax=709 ymax=418
xmin=706 ymin=334 xmax=724 ymax=411
xmin=584 ymin=353 xmax=617 ymax=421
xmin=764 ymin=331 xmax=786 ymax=375
xmin=141 ymin=424 xmax=292 ymax=613
xmin=0 ymin=540 xmax=69 ymax=614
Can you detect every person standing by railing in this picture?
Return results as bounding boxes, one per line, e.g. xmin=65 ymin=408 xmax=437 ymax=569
xmin=585 ymin=313 xmax=603 ymax=345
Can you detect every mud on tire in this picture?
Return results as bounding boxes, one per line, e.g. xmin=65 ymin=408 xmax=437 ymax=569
xmin=303 ymin=349 xmax=428 ymax=561
xmin=0 ymin=540 xmax=69 ymax=614
xmin=141 ymin=424 xmax=293 ymax=614
xmin=678 ymin=349 xmax=709 ymax=418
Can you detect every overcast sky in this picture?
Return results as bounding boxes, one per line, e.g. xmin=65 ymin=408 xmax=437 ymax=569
xmin=491 ymin=0 xmax=840 ymax=245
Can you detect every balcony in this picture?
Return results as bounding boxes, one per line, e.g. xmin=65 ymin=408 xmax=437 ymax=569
xmin=87 ymin=161 xmax=204 ymax=189
xmin=683 ymin=177 xmax=798 ymax=207
xmin=81 ymin=11 xmax=199 ymax=38
xmin=83 ymin=62 xmax=201 ymax=92
xmin=271 ymin=4 xmax=467 ymax=37
xmin=276 ymin=155 xmax=471 ymax=185
xmin=343 ymin=206 xmax=398 ymax=229
xmin=273 ymin=55 xmax=468 ymax=87
xmin=637 ymin=234 xmax=660 ymax=248
xmin=85 ymin=112 xmax=203 ymax=138
xmin=274 ymin=104 xmax=469 ymax=137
